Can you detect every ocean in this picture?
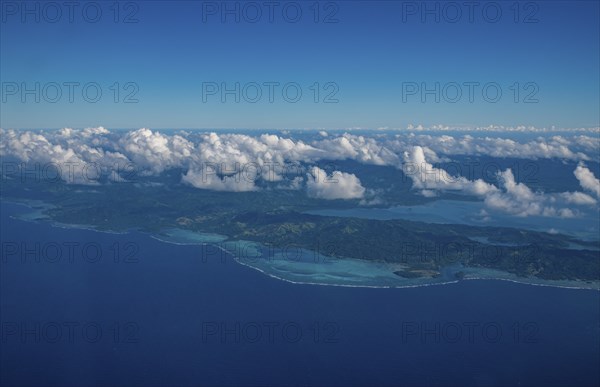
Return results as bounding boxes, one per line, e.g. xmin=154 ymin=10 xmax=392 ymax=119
xmin=1 ymin=201 xmax=599 ymax=386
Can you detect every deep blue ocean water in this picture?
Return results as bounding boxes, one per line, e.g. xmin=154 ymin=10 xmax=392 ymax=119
xmin=1 ymin=201 xmax=599 ymax=387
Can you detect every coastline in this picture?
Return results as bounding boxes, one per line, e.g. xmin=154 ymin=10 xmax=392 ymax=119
xmin=2 ymin=198 xmax=598 ymax=291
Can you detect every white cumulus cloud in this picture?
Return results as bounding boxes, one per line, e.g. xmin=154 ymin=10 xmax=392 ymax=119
xmin=574 ymin=163 xmax=600 ymax=198
xmin=306 ymin=166 xmax=365 ymax=200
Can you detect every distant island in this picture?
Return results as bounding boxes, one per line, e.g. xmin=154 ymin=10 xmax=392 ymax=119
xmin=2 ymin=171 xmax=598 ymax=284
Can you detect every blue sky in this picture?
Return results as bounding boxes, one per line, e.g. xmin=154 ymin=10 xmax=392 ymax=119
xmin=1 ymin=0 xmax=599 ymax=129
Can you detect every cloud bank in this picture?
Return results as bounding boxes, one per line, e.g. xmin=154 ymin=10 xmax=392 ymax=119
xmin=1 ymin=127 xmax=599 ymax=216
